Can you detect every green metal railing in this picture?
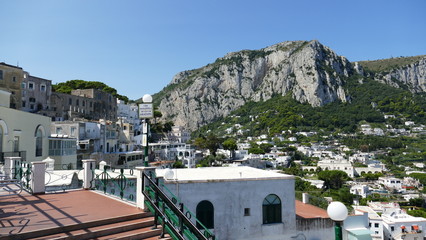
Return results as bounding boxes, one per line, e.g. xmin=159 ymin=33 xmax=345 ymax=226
xmin=92 ymin=166 xmax=136 ymax=202
xmin=142 ymin=171 xmax=215 ymax=240
xmin=14 ymin=161 xmax=32 ymax=193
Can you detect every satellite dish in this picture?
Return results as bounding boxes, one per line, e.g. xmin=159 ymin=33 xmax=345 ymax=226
xmin=164 ymin=169 xmax=174 ymax=180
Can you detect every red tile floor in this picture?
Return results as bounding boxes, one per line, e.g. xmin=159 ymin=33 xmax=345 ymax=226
xmin=0 ymin=189 xmax=144 ymax=236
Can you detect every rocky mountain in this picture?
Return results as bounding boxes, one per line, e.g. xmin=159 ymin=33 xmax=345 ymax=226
xmin=358 ymin=56 xmax=426 ymax=93
xmin=155 ymin=40 xmax=426 ymax=131
xmin=156 ymin=40 xmax=363 ymax=131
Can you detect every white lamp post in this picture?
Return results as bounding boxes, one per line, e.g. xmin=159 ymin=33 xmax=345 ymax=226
xmin=327 ymin=201 xmax=348 ymax=240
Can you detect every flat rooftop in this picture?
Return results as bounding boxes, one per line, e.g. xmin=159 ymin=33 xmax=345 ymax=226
xmin=157 ymin=166 xmax=294 ymax=183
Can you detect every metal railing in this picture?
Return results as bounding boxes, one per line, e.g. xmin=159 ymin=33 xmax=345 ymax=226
xmin=14 ymin=161 xmax=32 ymax=193
xmin=142 ymin=171 xmax=216 ymax=240
xmin=0 ymin=151 xmax=26 ymax=164
xmin=0 ymin=160 xmax=32 ymax=196
xmin=45 ymin=168 xmax=82 ymax=192
xmin=91 ymin=166 xmax=137 ymax=202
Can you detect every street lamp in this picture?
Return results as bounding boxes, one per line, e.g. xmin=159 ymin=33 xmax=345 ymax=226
xmin=139 ymin=94 xmax=153 ymax=167
xmin=327 ymin=201 xmax=348 ymax=240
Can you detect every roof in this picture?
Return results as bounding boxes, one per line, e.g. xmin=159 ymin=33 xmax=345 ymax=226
xmin=157 ymin=166 xmax=294 ymax=183
xmin=0 ymin=62 xmax=23 ymax=70
xmin=295 ymin=200 xmax=330 ymax=219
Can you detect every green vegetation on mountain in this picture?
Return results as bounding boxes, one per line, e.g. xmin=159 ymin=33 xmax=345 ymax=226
xmin=193 ymin=75 xmax=426 ymax=137
xmin=358 ymin=55 xmax=426 ymax=73
xmin=53 ymin=79 xmax=129 ymax=102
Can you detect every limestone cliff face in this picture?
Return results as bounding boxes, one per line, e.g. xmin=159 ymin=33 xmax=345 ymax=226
xmin=373 ymin=57 xmax=426 ymax=93
xmin=156 ymin=40 xmax=357 ymax=131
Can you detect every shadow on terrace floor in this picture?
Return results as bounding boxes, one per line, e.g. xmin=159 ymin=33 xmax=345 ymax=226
xmin=0 ymin=188 xmax=143 ymax=236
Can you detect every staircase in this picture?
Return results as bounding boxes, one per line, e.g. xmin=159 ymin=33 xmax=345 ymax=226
xmin=1 ymin=212 xmax=170 ymax=240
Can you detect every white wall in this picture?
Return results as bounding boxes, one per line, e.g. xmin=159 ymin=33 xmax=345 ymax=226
xmin=164 ymin=178 xmax=296 ymax=240
xmin=0 ymin=106 xmax=51 ymax=163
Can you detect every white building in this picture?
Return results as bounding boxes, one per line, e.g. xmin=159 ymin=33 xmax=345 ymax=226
xmin=117 ymin=99 xmax=139 ymax=126
xmin=350 ymin=184 xmax=370 ymax=198
xmin=157 ymin=166 xmax=296 ymax=240
xmin=353 ymin=205 xmax=384 ymax=240
xmin=382 ymin=208 xmax=426 ymax=240
xmin=378 ymin=177 xmax=403 ymax=191
xmin=0 ymin=89 xmax=51 ymax=164
xmin=165 ymin=126 xmax=191 ymax=143
xmin=317 ymin=158 xmax=355 ymax=177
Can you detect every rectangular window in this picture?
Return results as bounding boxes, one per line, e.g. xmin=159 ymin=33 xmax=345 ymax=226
xmin=374 ymin=223 xmax=379 ymax=228
xmin=391 ymin=226 xmax=394 ymax=231
xmin=40 ymin=84 xmax=46 ymax=91
xmin=30 ymin=104 xmax=34 ymax=110
xmin=69 ymin=98 xmax=72 ymax=104
xmin=244 ymin=208 xmax=250 ymax=216
xmin=0 ymin=70 xmax=3 ymax=80
xmin=22 ymin=101 xmax=26 ymax=107
xmin=70 ymin=127 xmax=76 ymax=137
xmin=28 ymin=82 xmax=34 ymax=90
xmin=12 ymin=76 xmax=16 ymax=82
xmin=21 ymin=82 xmax=26 ymax=89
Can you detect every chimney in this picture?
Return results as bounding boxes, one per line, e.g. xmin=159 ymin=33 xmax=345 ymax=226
xmin=302 ymin=193 xmax=310 ymax=204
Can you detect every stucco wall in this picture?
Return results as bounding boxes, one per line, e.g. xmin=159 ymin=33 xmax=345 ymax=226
xmin=164 ymin=178 xmax=296 ymax=240
xmin=0 ymin=106 xmax=51 ymax=162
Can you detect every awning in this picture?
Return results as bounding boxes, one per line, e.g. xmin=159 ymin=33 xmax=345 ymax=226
xmin=413 ymin=225 xmax=419 ymax=230
xmin=401 ymin=226 xmax=406 ymax=229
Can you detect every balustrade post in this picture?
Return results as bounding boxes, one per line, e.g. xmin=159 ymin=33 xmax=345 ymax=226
xmin=4 ymin=157 xmax=21 ymax=179
xmin=31 ymin=161 xmax=46 ymax=195
xmin=135 ymin=166 xmax=156 ymax=211
xmin=82 ymin=159 xmax=96 ymax=190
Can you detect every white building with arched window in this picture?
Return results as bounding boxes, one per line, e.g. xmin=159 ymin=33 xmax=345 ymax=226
xmin=0 ymin=89 xmax=50 ymax=163
xmin=157 ymin=166 xmax=296 ymax=239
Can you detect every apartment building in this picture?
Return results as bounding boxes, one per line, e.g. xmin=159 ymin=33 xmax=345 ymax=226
xmin=50 ymin=89 xmax=117 ymax=121
xmin=21 ymin=73 xmax=52 ymax=114
xmin=0 ymin=62 xmax=24 ymax=109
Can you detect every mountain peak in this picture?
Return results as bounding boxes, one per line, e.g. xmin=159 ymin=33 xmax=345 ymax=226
xmin=155 ymin=40 xmax=357 ymax=131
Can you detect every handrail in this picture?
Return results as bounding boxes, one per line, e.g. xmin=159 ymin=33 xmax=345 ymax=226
xmin=142 ymin=171 xmax=215 ymax=240
xmin=92 ymin=166 xmax=136 ymax=201
xmin=161 ymin=183 xmax=214 ymax=233
xmin=15 ymin=161 xmax=32 ymax=193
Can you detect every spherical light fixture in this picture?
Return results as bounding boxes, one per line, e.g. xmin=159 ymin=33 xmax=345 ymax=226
xmin=327 ymin=201 xmax=348 ymax=221
xmin=164 ymin=169 xmax=174 ymax=180
xmin=142 ymin=94 xmax=153 ymax=103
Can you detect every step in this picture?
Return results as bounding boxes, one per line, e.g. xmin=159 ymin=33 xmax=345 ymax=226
xmin=1 ymin=212 xmax=152 ymax=240
xmin=32 ymin=217 xmax=156 ymax=240
xmin=96 ymin=226 xmax=163 ymax=240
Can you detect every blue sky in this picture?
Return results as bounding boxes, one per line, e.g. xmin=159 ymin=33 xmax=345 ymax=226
xmin=1 ymin=0 xmax=425 ymax=100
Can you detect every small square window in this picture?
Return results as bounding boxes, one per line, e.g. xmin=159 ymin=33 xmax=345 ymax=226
xmin=244 ymin=208 xmax=250 ymax=216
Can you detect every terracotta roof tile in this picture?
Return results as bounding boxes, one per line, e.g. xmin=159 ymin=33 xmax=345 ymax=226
xmin=295 ymin=200 xmax=330 ymax=219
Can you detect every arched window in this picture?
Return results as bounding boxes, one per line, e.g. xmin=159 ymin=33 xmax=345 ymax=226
xmin=196 ymin=200 xmax=214 ymax=229
xmin=263 ymin=194 xmax=282 ymax=224
xmin=35 ymin=127 xmax=43 ymax=157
